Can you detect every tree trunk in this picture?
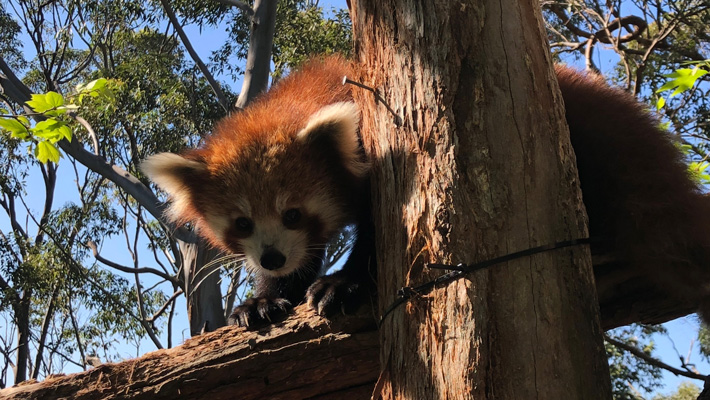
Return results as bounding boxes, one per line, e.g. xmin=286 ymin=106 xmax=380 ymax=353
xmin=235 ymin=0 xmax=278 ymax=109
xmin=180 ymin=240 xmax=226 ymax=335
xmin=350 ymin=1 xmax=612 ymax=398
xmin=14 ymin=292 xmax=30 ymax=384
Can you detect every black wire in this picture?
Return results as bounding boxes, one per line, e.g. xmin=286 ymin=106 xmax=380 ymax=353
xmin=378 ymin=237 xmax=596 ymax=327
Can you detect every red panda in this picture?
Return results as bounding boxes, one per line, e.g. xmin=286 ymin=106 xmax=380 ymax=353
xmin=142 ymin=57 xmax=374 ymax=327
xmin=143 ymin=56 xmax=710 ymax=328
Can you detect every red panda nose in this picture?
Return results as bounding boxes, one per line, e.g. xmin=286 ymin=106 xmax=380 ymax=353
xmin=260 ymin=248 xmax=286 ymax=270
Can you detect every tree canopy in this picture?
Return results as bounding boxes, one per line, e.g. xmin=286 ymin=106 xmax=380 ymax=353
xmin=0 ymin=0 xmax=351 ymax=386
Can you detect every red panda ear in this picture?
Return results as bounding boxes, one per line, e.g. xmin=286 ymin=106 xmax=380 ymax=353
xmin=141 ymin=153 xmax=208 ymax=222
xmin=296 ymin=102 xmax=369 ymax=177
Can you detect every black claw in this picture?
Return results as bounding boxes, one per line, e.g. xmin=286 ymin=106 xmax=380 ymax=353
xmin=306 ymin=275 xmax=363 ymax=317
xmin=228 ymin=297 xmax=293 ymax=328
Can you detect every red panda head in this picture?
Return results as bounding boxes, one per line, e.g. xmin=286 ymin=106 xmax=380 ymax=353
xmin=142 ymin=58 xmax=368 ymax=277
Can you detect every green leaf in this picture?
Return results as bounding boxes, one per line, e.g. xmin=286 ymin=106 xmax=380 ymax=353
xmin=656 ymin=97 xmax=666 ymax=110
xmin=33 ymin=119 xmax=62 ymax=131
xmin=77 ymin=78 xmax=107 ymax=94
xmin=26 ymin=91 xmax=65 ymax=113
xmin=690 ymin=161 xmax=710 ymax=185
xmin=55 ymin=125 xmax=72 ymax=142
xmin=656 ymin=68 xmax=708 ymax=97
xmin=0 ymin=117 xmax=29 ymax=139
xmin=76 ymin=78 xmax=113 ymax=102
xmin=31 ymin=119 xmax=72 ymax=143
xmin=34 ymin=141 xmax=61 ymax=164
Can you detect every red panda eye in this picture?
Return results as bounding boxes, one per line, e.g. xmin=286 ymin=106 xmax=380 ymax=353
xmin=282 ymin=208 xmax=302 ymax=227
xmin=235 ymin=217 xmax=253 ymax=233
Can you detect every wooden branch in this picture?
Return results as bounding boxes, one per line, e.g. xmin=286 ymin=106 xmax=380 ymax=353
xmin=604 ymin=334 xmax=707 ymax=381
xmin=235 ymin=0 xmax=277 ymax=109
xmin=159 ymin=0 xmax=229 ymax=112
xmin=0 ymin=305 xmax=379 ymax=400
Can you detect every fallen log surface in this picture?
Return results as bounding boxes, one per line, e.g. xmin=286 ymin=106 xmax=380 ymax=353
xmin=1 ymin=305 xmax=379 ymax=400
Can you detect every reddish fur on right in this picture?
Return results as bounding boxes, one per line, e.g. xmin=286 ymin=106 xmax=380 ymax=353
xmin=557 ymin=65 xmax=710 ymax=320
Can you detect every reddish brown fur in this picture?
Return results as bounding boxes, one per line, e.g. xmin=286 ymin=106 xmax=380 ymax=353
xmin=197 ymin=56 xmax=354 ymax=171
xmin=146 ymin=56 xmax=376 ymax=326
xmin=556 ymin=65 xmax=710 ymax=319
xmin=176 ymin=56 xmax=359 ymax=254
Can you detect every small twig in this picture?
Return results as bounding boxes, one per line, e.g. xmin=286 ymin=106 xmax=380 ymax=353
xmin=67 ymin=112 xmax=99 ymax=155
xmin=148 ymin=289 xmax=184 ymax=322
xmin=67 ymin=292 xmax=88 ymax=371
xmin=86 ymin=240 xmax=180 ymax=286
xmin=343 ymin=76 xmax=402 ymax=126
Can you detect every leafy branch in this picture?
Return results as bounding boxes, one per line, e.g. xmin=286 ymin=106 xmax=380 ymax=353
xmin=0 ymin=78 xmax=112 ymax=164
xmin=656 ymin=61 xmax=710 ymax=110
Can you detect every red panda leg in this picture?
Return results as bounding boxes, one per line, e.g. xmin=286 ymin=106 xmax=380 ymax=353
xmin=307 ymin=188 xmax=377 ymax=316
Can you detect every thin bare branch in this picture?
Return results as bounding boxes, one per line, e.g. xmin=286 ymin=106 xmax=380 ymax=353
xmin=86 ymin=241 xmax=180 ymax=286
xmin=149 ymin=289 xmax=184 ymax=322
xmin=31 ymin=286 xmax=59 ymax=380
xmin=159 ymin=0 xmax=229 ymax=112
xmin=68 ymin=112 xmax=99 ymax=155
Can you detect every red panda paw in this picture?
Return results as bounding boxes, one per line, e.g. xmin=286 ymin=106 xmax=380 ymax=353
xmin=227 ymin=297 xmax=293 ymax=328
xmin=306 ymin=275 xmax=363 ymax=317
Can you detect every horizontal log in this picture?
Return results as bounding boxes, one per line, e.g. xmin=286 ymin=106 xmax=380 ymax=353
xmin=0 ymin=305 xmax=380 ymax=400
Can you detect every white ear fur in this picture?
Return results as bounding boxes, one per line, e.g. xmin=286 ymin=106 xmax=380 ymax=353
xmin=296 ymin=102 xmax=369 ymax=177
xmin=141 ymin=153 xmax=207 ymax=221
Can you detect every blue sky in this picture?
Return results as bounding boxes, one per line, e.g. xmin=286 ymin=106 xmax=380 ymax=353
xmin=1 ymin=0 xmax=707 ymax=396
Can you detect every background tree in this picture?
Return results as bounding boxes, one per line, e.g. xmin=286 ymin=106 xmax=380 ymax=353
xmin=542 ymin=0 xmax=710 ymax=164
xmin=653 ymin=382 xmax=702 ymax=400
xmin=0 ymin=0 xmax=351 ymax=386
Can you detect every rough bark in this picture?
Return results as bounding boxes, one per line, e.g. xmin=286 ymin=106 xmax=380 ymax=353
xmin=350 ymin=0 xmax=612 ymax=399
xmin=0 ymin=305 xmax=378 ymax=400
